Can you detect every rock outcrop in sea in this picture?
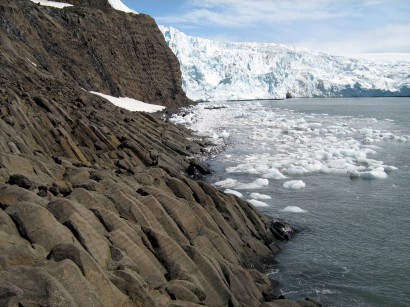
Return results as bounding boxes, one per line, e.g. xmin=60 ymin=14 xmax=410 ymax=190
xmin=0 ymin=1 xmax=320 ymax=306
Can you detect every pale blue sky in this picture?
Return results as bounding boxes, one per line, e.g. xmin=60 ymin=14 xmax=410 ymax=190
xmin=122 ymin=0 xmax=410 ymax=56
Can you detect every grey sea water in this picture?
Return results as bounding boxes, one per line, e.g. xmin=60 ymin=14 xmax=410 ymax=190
xmin=200 ymin=98 xmax=410 ymax=306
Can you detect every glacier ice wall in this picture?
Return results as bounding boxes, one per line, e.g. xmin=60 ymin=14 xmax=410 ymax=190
xmin=160 ymin=26 xmax=410 ymax=101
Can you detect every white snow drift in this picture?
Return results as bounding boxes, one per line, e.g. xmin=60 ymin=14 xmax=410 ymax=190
xmin=107 ymin=0 xmax=138 ymax=13
xmin=90 ymin=91 xmax=165 ymax=113
xmin=28 ymin=0 xmax=138 ymax=13
xmin=29 ymin=0 xmax=72 ymax=8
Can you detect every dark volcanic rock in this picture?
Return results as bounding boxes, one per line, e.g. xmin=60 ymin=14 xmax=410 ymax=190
xmin=0 ymin=0 xmax=190 ymax=108
xmin=8 ymin=174 xmax=33 ymax=189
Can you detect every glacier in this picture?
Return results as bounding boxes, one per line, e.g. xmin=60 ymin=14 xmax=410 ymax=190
xmin=160 ymin=26 xmax=410 ymax=101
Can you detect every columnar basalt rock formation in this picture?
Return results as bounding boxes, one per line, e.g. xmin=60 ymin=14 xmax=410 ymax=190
xmin=0 ymin=1 xmax=320 ymax=306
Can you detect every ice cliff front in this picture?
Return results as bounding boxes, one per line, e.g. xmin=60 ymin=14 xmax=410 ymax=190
xmin=160 ymin=26 xmax=410 ymax=101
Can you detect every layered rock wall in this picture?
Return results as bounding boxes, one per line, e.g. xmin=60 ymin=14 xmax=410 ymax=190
xmin=1 ymin=0 xmax=189 ymax=107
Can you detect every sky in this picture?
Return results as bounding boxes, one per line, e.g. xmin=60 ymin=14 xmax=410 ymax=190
xmin=122 ymin=0 xmax=410 ymax=57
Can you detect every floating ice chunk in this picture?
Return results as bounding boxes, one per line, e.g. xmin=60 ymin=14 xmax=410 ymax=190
xmin=214 ymin=178 xmax=239 ymax=188
xmin=360 ymin=169 xmax=388 ymax=180
xmin=350 ymin=167 xmax=388 ymax=180
xmin=224 ymin=189 xmax=243 ymax=198
xmin=236 ymin=178 xmax=269 ymax=189
xmin=255 ymin=164 xmax=270 ymax=173
xmin=321 ymin=167 xmax=349 ymax=175
xmin=302 ymin=161 xmax=323 ymax=172
xmin=286 ymin=165 xmax=307 ymax=175
xmin=395 ymin=136 xmax=407 ymax=142
xmin=280 ymin=206 xmax=308 ymax=213
xmin=262 ymin=168 xmax=287 ymax=179
xmin=219 ymin=130 xmax=230 ymax=138
xmin=248 ymin=199 xmax=269 ymax=207
xmin=309 ymin=122 xmax=322 ymax=129
xmin=283 ymin=180 xmax=306 ymax=189
xmin=384 ymin=165 xmax=398 ymax=172
xmin=226 ymin=164 xmax=259 ymax=174
xmin=250 ymin=193 xmax=272 ymax=200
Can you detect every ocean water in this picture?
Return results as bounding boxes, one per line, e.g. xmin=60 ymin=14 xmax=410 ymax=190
xmin=170 ymin=97 xmax=410 ymax=306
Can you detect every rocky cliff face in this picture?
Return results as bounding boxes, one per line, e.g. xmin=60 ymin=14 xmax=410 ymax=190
xmin=0 ymin=1 xmax=320 ymax=306
xmin=1 ymin=0 xmax=189 ymax=107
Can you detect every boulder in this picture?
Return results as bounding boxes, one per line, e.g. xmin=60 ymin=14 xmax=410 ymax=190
xmin=5 ymin=202 xmax=79 ymax=252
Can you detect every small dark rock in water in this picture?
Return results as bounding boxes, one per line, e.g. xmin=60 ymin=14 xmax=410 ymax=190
xmin=8 ymin=174 xmax=33 ymax=190
xmin=187 ymin=159 xmax=211 ymax=179
xmin=269 ymin=219 xmax=298 ymax=241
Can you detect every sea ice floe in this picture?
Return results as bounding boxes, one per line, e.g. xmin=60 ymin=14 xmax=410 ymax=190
xmin=170 ymin=102 xmax=406 ymax=193
xmin=309 ymin=122 xmax=323 ymax=129
xmin=384 ymin=165 xmax=398 ymax=172
xmin=236 ymin=178 xmax=269 ymax=190
xmin=250 ymin=193 xmax=272 ymax=200
xmin=214 ymin=178 xmax=239 ymax=188
xmin=262 ymin=168 xmax=287 ymax=180
xmin=219 ymin=130 xmax=230 ymax=138
xmin=283 ymin=180 xmax=306 ymax=189
xmin=248 ymin=199 xmax=270 ymax=207
xmin=286 ymin=165 xmax=308 ymax=175
xmin=280 ymin=206 xmax=308 ymax=213
xmin=224 ymin=189 xmax=243 ymax=198
xmin=350 ymin=167 xmax=388 ymax=180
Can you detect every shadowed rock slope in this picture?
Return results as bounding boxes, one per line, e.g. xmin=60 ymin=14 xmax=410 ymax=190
xmin=0 ymin=1 xmax=320 ymax=306
xmin=0 ymin=0 xmax=189 ymax=107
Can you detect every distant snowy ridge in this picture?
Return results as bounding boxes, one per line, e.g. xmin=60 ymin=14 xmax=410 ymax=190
xmin=28 ymin=0 xmax=137 ymax=13
xmin=107 ymin=0 xmax=138 ymax=14
xmin=160 ymin=26 xmax=410 ymax=101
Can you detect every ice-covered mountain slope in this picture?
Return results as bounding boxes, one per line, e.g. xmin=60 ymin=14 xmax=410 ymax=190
xmin=160 ymin=26 xmax=410 ymax=101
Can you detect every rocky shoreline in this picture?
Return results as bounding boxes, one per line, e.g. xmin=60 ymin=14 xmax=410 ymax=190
xmin=0 ymin=1 xmax=322 ymax=306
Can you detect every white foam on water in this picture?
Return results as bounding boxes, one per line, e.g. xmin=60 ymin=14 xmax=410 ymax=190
xmin=283 ymin=180 xmax=306 ymax=190
xmin=248 ymin=199 xmax=270 ymax=207
xmin=250 ymin=193 xmax=272 ymax=200
xmin=280 ymin=206 xmax=308 ymax=213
